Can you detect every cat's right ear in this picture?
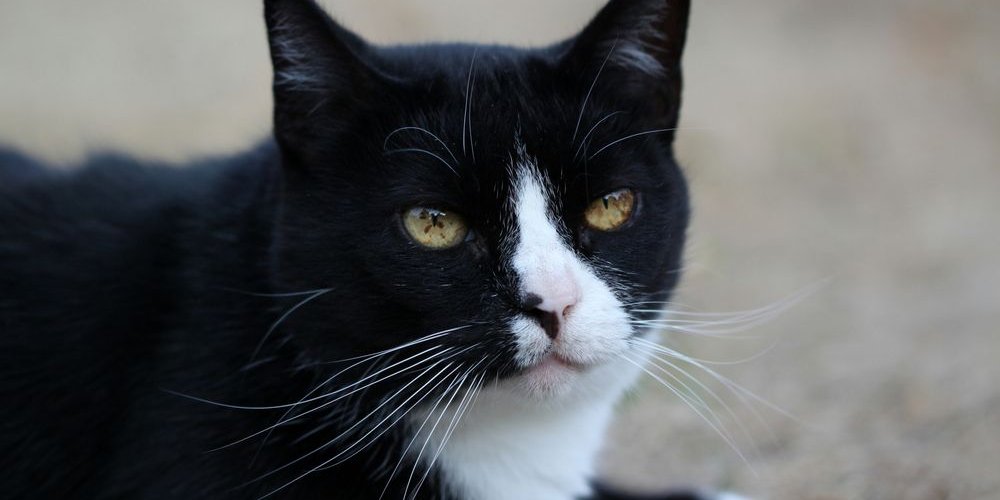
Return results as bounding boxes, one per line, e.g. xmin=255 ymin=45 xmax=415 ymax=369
xmin=559 ymin=0 xmax=690 ymax=129
xmin=264 ymin=0 xmax=378 ymax=167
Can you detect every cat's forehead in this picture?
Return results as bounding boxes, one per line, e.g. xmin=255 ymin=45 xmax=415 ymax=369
xmin=379 ymin=45 xmax=575 ymax=127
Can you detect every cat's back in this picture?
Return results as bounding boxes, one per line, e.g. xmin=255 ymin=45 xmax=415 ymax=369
xmin=0 ymin=149 xmax=191 ymax=323
xmin=0 ymin=145 xmax=270 ymax=355
xmin=0 ymin=150 xmax=187 ymax=495
xmin=0 ymin=146 xmax=279 ymax=497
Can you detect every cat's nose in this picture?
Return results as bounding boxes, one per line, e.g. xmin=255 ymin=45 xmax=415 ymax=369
xmin=521 ymin=289 xmax=578 ymax=340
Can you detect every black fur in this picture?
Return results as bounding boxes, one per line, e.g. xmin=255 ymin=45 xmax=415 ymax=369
xmin=0 ymin=1 xmax=701 ymax=498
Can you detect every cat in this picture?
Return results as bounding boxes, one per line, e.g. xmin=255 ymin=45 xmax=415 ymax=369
xmin=0 ymin=0 xmax=741 ymax=498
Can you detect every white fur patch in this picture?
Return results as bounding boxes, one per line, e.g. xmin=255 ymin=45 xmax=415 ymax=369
xmin=507 ymin=157 xmax=636 ymax=383
xmin=409 ymin=143 xmax=647 ymax=500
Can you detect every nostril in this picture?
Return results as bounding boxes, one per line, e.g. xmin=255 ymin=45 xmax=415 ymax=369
xmin=527 ymin=309 xmax=560 ymax=340
xmin=561 ymin=304 xmax=574 ymax=320
xmin=519 ymin=292 xmax=574 ymax=341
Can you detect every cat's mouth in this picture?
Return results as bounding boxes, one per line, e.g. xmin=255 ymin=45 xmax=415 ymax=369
xmin=532 ymin=352 xmax=587 ymax=372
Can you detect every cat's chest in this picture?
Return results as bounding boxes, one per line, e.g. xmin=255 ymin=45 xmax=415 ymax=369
xmin=411 ymin=389 xmax=621 ymax=500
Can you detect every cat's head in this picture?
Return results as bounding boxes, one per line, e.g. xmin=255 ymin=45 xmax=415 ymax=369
xmin=263 ymin=0 xmax=690 ymax=402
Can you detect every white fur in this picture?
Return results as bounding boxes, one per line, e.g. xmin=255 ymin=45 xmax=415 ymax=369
xmin=416 ymin=382 xmax=629 ymax=500
xmin=410 ymin=146 xmax=646 ymax=499
xmin=508 ymin=164 xmax=635 ymax=378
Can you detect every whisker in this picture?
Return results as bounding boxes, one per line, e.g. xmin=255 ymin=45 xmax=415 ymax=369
xmin=213 ymin=346 xmax=466 ymax=456
xmin=635 ymin=334 xmax=780 ymax=365
xmin=250 ymin=354 xmax=461 ymax=497
xmin=411 ymin=370 xmax=485 ymax=498
xmin=310 ymin=325 xmax=474 ymax=367
xmin=632 ymin=322 xmax=764 ymax=340
xmin=248 ymin=352 xmax=400 ymax=468
xmin=588 ymin=127 xmax=677 ymax=160
xmin=383 ymin=126 xmax=459 ymax=167
xmin=462 ymin=49 xmax=479 ymax=163
xmin=636 ymin=342 xmax=761 ymax=453
xmin=634 ymin=337 xmax=799 ymax=425
xmin=170 ymin=344 xmax=450 ymax=414
xmin=635 ymin=338 xmax=781 ymax=445
xmin=402 ymin=364 xmax=475 ymax=500
xmin=574 ymin=110 xmax=623 ymax=161
xmin=250 ymin=287 xmax=334 ymax=361
xmin=571 ymin=39 xmax=617 ymax=144
xmin=620 ymin=353 xmax=751 ymax=468
xmin=377 ymin=366 xmax=469 ymax=500
xmin=217 ymin=287 xmax=334 ymax=298
xmin=629 ymin=280 xmax=826 ymax=318
xmin=312 ymin=361 xmax=466 ymax=472
xmin=384 ymin=148 xmax=458 ymax=176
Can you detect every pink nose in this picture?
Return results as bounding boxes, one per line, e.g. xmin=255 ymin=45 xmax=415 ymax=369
xmin=522 ymin=287 xmax=579 ymax=340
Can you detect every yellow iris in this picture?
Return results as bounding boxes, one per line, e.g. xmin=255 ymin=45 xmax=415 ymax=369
xmin=583 ymin=189 xmax=635 ymax=231
xmin=402 ymin=207 xmax=469 ymax=249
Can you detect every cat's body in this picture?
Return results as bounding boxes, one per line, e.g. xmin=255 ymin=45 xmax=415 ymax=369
xmin=0 ymin=1 xmax=730 ymax=499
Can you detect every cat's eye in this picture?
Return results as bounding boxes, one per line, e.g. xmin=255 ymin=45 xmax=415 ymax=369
xmin=583 ymin=189 xmax=636 ymax=232
xmin=402 ymin=207 xmax=469 ymax=249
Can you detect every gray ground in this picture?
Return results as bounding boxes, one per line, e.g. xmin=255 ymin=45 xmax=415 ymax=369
xmin=1 ymin=1 xmax=997 ymax=498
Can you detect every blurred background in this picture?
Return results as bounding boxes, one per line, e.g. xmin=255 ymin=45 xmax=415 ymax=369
xmin=1 ymin=1 xmax=997 ymax=498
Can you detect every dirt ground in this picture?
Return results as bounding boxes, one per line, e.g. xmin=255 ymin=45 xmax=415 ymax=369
xmin=1 ymin=1 xmax=997 ymax=498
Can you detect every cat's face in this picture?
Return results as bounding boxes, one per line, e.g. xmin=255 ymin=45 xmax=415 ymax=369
xmin=265 ymin=0 xmax=689 ymax=402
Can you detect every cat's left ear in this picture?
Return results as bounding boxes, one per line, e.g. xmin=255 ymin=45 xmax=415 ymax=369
xmin=559 ymin=0 xmax=690 ymax=128
xmin=264 ymin=0 xmax=381 ymax=167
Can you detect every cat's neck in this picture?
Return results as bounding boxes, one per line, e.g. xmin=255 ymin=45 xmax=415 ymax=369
xmin=408 ymin=358 xmax=643 ymax=500
xmin=428 ymin=390 xmax=618 ymax=499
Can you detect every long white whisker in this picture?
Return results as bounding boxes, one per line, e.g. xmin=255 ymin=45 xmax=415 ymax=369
xmin=312 ymin=362 xmax=466 ymax=472
xmin=313 ymin=325 xmax=474 ymax=366
xmin=571 ymin=39 xmax=617 ymax=144
xmin=248 ymin=352 xmax=400 ymax=467
xmin=205 ymin=347 xmax=454 ymax=456
xmin=181 ymin=325 xmax=472 ymax=415
xmin=261 ymin=346 xmax=472 ymax=437
xmin=219 ymin=287 xmax=333 ymax=298
xmin=257 ymin=334 xmax=470 ymax=453
xmin=251 ymin=354 xmax=461 ymax=498
xmin=620 ymin=353 xmax=751 ymax=468
xmin=630 ymin=280 xmax=826 ymax=321
xmin=402 ymin=364 xmax=474 ymax=500
xmin=635 ymin=338 xmax=780 ymax=444
xmin=462 ymin=48 xmax=479 ymax=163
xmin=634 ymin=338 xmax=799 ymax=424
xmin=385 ymin=148 xmax=457 ymax=176
xmin=411 ymin=370 xmax=485 ymax=498
xmin=377 ymin=367 xmax=468 ymax=500
xmin=171 ymin=344 xmax=450 ymax=414
xmin=250 ymin=287 xmax=333 ymax=360
xmin=574 ymin=110 xmax=623 ymax=160
xmin=588 ymin=128 xmax=677 ymax=160
xmin=383 ymin=126 xmax=459 ymax=167
xmin=634 ymin=334 xmax=780 ymax=366
xmin=636 ymin=342 xmax=761 ymax=453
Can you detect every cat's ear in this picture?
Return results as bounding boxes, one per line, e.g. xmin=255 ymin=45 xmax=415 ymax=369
xmin=264 ymin=0 xmax=378 ymax=165
xmin=560 ymin=0 xmax=690 ymax=127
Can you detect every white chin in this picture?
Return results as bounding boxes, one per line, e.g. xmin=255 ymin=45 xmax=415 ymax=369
xmin=513 ymin=357 xmax=582 ymax=399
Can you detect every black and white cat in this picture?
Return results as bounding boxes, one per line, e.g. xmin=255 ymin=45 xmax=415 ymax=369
xmin=0 ymin=0 xmax=743 ymax=498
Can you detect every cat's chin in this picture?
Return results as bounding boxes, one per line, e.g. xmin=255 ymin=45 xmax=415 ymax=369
xmin=513 ymin=354 xmax=587 ymax=399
